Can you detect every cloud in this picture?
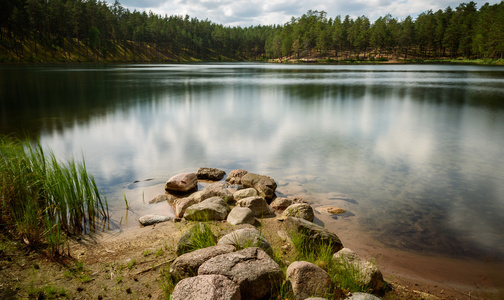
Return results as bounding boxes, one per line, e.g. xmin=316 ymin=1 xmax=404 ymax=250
xmin=117 ymin=0 xmax=499 ymax=27
xmin=117 ymin=0 xmax=502 ymax=26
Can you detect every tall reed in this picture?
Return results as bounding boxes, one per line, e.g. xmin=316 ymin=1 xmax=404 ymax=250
xmin=0 ymin=136 xmax=109 ymax=256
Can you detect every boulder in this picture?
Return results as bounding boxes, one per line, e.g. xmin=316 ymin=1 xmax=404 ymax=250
xmin=148 ymin=194 xmax=176 ymax=205
xmin=282 ymin=203 xmax=315 ymax=222
xmin=226 ymin=207 xmax=256 ymax=225
xmin=138 ymin=214 xmax=172 ymax=226
xmin=346 ymin=293 xmax=381 ymax=300
xmin=170 ymin=245 xmax=235 ymax=280
xmin=196 ymin=167 xmax=226 ymax=181
xmin=217 ymin=228 xmax=273 ymax=255
xmin=233 ymin=188 xmax=258 ymax=201
xmin=241 ymin=173 xmax=277 ymax=202
xmin=225 ymin=169 xmax=248 ymax=184
xmin=284 ymin=217 xmax=343 ymax=253
xmin=198 ymin=247 xmax=282 ymax=300
xmin=175 ymin=196 xmax=198 ymax=218
xmin=200 ymin=182 xmax=234 ymax=204
xmin=165 ymin=173 xmax=198 ymax=193
xmin=171 ymin=274 xmax=241 ymax=300
xmin=236 ymin=196 xmax=274 ymax=218
xmin=333 ymin=248 xmax=384 ymax=292
xmin=176 ymin=223 xmax=217 ymax=255
xmin=286 ymin=261 xmax=332 ymax=300
xmin=270 ymin=197 xmax=293 ymax=211
xmin=184 ymin=197 xmax=231 ymax=221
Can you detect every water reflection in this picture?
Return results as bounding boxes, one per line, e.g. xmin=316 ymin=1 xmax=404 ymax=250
xmin=1 ymin=64 xmax=503 ymax=260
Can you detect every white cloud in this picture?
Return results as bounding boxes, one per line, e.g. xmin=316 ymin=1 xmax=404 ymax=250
xmin=117 ymin=0 xmax=501 ymax=26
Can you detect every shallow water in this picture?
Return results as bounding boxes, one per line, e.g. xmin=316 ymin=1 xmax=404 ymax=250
xmin=1 ymin=63 xmax=503 ymax=260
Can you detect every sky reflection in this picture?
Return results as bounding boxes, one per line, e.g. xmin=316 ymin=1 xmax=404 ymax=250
xmin=1 ymin=64 xmax=504 ymax=259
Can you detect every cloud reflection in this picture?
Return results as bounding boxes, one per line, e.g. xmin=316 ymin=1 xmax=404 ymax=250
xmin=24 ymin=64 xmax=504 ymax=258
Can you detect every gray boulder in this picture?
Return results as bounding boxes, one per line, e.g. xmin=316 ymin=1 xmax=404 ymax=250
xmin=269 ymin=197 xmax=294 ymax=211
xmin=170 ymin=245 xmax=235 ymax=280
xmin=176 ymin=223 xmax=217 ymax=255
xmin=165 ymin=173 xmax=198 ymax=193
xmin=284 ymin=217 xmax=343 ymax=253
xmin=175 ymin=196 xmax=198 ymax=218
xmin=138 ymin=214 xmax=172 ymax=226
xmin=171 ymin=274 xmax=241 ymax=300
xmin=196 ymin=167 xmax=226 ymax=181
xmin=226 ymin=207 xmax=256 ymax=225
xmin=333 ymin=248 xmax=384 ymax=292
xmin=347 ymin=292 xmax=381 ymax=300
xmin=184 ymin=197 xmax=231 ymax=221
xmin=200 ymin=182 xmax=234 ymax=204
xmin=286 ymin=261 xmax=332 ymax=300
xmin=225 ymin=169 xmax=249 ymax=184
xmin=241 ymin=173 xmax=277 ymax=202
xmin=236 ymin=196 xmax=274 ymax=218
xmin=217 ymin=228 xmax=273 ymax=255
xmin=282 ymin=203 xmax=315 ymax=222
xmin=233 ymin=188 xmax=258 ymax=201
xmin=198 ymin=247 xmax=282 ymax=300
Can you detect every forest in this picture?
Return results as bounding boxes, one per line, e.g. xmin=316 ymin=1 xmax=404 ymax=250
xmin=0 ymin=0 xmax=503 ymax=63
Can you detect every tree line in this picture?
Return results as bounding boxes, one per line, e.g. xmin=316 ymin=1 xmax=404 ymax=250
xmin=0 ymin=0 xmax=503 ymax=62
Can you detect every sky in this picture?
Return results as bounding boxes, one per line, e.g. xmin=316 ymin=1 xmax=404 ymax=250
xmin=118 ymin=0 xmax=502 ymax=27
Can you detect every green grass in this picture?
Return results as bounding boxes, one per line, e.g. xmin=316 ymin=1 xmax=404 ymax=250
xmin=176 ymin=223 xmax=217 ymax=255
xmin=0 ymin=136 xmax=109 ymax=256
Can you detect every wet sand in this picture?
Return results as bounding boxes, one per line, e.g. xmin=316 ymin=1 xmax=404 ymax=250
xmin=316 ymin=211 xmax=504 ymax=299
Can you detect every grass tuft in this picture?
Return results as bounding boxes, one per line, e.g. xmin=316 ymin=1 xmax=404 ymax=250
xmin=0 ymin=136 xmax=109 ymax=256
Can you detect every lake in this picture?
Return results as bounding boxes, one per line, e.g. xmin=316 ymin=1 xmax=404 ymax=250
xmin=1 ymin=63 xmax=504 ymax=262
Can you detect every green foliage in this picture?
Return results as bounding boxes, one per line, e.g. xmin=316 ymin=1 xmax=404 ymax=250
xmin=177 ymin=223 xmax=217 ymax=255
xmin=0 ymin=136 xmax=108 ymax=256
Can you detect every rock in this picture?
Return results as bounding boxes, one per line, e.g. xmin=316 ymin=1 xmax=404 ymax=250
xmin=198 ymin=247 xmax=282 ymax=300
xmin=284 ymin=217 xmax=343 ymax=253
xmin=148 ymin=194 xmax=176 ymax=205
xmin=171 ymin=274 xmax=241 ymax=300
xmin=282 ymin=203 xmax=315 ymax=222
xmin=176 ymin=223 xmax=217 ymax=255
xmin=286 ymin=261 xmax=332 ymax=300
xmin=196 ymin=167 xmax=226 ymax=181
xmin=138 ymin=214 xmax=172 ymax=226
xmin=319 ymin=207 xmax=347 ymax=215
xmin=225 ymin=169 xmax=249 ymax=184
xmin=241 ymin=173 xmax=277 ymax=202
xmin=346 ymin=292 xmax=381 ymax=300
xmin=217 ymin=228 xmax=273 ymax=255
xmin=270 ymin=197 xmax=293 ymax=211
xmin=333 ymin=248 xmax=384 ymax=292
xmin=236 ymin=196 xmax=275 ymax=218
xmin=233 ymin=188 xmax=258 ymax=201
xmin=175 ymin=196 xmax=198 ymax=218
xmin=165 ymin=173 xmax=198 ymax=193
xmin=200 ymin=182 xmax=234 ymax=204
xmin=184 ymin=197 xmax=231 ymax=221
xmin=170 ymin=245 xmax=235 ymax=280
xmin=226 ymin=207 xmax=256 ymax=225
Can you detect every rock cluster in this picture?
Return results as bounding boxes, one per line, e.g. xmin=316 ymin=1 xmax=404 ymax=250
xmin=141 ymin=167 xmax=384 ymax=300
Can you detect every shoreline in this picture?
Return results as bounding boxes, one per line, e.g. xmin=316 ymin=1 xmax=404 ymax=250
xmin=315 ymin=211 xmax=504 ymax=299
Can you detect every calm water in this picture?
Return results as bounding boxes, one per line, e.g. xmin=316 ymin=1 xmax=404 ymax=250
xmin=1 ymin=63 xmax=504 ymax=260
